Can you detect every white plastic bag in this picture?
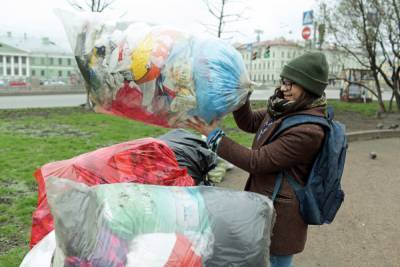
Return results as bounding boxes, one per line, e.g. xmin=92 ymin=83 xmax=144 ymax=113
xmin=20 ymin=231 xmax=55 ymax=267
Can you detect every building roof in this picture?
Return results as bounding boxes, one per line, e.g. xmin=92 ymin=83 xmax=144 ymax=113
xmin=0 ymin=32 xmax=72 ymax=56
xmin=235 ymin=39 xmax=303 ymax=50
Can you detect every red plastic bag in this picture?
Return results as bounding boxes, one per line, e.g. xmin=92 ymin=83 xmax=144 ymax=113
xmin=30 ymin=138 xmax=194 ymax=248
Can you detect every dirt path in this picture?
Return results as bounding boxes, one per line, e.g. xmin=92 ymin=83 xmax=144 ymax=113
xmin=218 ymin=138 xmax=400 ymax=267
xmin=334 ymin=111 xmax=400 ymax=132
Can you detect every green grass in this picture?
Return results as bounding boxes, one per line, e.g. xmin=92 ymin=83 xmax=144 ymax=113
xmin=327 ymin=100 xmax=388 ymax=117
xmin=0 ymin=100 xmax=381 ymax=265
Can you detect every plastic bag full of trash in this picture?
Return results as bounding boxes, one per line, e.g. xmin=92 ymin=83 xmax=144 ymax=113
xmin=55 ymin=9 xmax=253 ymax=128
xmin=44 ymin=177 xmax=274 ymax=266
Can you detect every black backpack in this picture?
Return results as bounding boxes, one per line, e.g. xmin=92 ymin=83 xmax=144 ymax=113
xmin=271 ymin=107 xmax=347 ymax=225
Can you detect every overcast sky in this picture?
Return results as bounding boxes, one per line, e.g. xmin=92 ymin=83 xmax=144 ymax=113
xmin=0 ymin=0 xmax=319 ymax=50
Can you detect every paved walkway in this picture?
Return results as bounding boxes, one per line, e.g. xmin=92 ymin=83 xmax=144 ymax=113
xmin=218 ymin=137 xmax=400 ymax=267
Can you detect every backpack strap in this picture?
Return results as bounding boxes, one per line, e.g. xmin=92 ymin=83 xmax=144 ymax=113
xmin=272 ymin=170 xmax=301 ymax=201
xmin=271 ymin=172 xmax=283 ymax=201
xmin=270 ymin=114 xmax=330 ymax=142
xmin=285 ymin=172 xmax=302 ymax=191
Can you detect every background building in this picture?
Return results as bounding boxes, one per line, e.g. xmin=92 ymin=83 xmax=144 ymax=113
xmin=0 ymin=32 xmax=80 ymax=87
xmin=235 ymin=39 xmax=366 ymax=90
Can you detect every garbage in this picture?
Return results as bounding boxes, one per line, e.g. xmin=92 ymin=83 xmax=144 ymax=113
xmin=56 ymin=9 xmax=252 ymax=128
xmin=158 ymin=129 xmax=218 ymax=185
xmin=42 ymin=178 xmax=274 ymax=266
xmin=207 ymin=158 xmax=227 ymax=184
xmin=30 ymin=138 xmax=194 ymax=248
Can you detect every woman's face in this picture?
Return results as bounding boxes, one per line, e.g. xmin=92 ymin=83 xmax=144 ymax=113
xmin=280 ymin=78 xmax=305 ymax=101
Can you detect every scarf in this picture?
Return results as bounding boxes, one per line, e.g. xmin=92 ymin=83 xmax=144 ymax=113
xmin=266 ymin=92 xmax=327 ymax=118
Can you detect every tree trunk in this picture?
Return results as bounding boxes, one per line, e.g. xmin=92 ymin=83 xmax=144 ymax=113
xmin=372 ymin=72 xmax=386 ymax=112
xmin=389 ymin=91 xmax=394 ymax=112
xmin=393 ymin=82 xmax=400 ymax=112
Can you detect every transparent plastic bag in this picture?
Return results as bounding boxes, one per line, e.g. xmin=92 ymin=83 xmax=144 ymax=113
xmin=30 ymin=138 xmax=194 ymax=248
xmin=56 ymin=9 xmax=253 ymax=127
xmin=46 ymin=178 xmax=275 ymax=266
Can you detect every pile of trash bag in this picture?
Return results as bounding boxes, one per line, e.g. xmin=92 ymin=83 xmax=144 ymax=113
xmin=30 ymin=138 xmax=195 ymax=248
xmin=32 ymin=178 xmax=274 ymax=267
xmin=56 ymin=9 xmax=253 ymax=128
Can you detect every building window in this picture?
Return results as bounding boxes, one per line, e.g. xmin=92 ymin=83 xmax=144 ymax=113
xmin=0 ymin=55 xmax=2 ymax=63
xmin=22 ymin=57 xmax=26 ymax=64
xmin=268 ymin=62 xmax=270 ymax=68
xmin=32 ymin=70 xmax=36 ymax=76
xmin=22 ymin=68 xmax=26 ymax=75
xmin=267 ymin=74 xmax=269 ymax=81
xmin=6 ymin=68 xmax=11 ymax=75
xmin=14 ymin=68 xmax=19 ymax=75
xmin=0 ymin=67 xmax=2 ymax=74
xmin=6 ymin=56 xmax=10 ymax=63
xmin=41 ymin=58 xmax=45 ymax=65
xmin=272 ymin=74 xmax=274 ymax=81
xmin=41 ymin=70 xmax=45 ymax=76
xmin=58 ymin=70 xmax=62 ymax=77
xmin=14 ymin=56 xmax=19 ymax=63
xmin=287 ymin=51 xmax=290 ymax=58
xmin=67 ymin=70 xmax=71 ymax=76
xmin=58 ymin=58 xmax=62 ymax=65
xmin=50 ymin=58 xmax=54 ymax=65
xmin=67 ymin=58 xmax=72 ymax=65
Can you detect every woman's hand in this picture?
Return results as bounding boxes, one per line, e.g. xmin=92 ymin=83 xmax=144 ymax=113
xmin=185 ymin=116 xmax=220 ymax=136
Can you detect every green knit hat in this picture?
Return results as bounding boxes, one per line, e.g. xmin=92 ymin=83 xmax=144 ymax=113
xmin=280 ymin=51 xmax=329 ymax=96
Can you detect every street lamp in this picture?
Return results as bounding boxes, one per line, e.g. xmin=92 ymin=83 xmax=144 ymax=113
xmin=254 ymin=29 xmax=264 ymax=43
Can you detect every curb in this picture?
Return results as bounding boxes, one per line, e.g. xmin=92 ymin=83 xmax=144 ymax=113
xmin=346 ymin=130 xmax=400 ymax=142
xmin=0 ymin=91 xmax=85 ymax=96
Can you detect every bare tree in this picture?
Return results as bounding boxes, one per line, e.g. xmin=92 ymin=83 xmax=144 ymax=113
xmin=374 ymin=0 xmax=400 ymax=111
xmin=67 ymin=0 xmax=116 ymax=12
xmin=321 ymin=0 xmax=400 ymax=112
xmin=201 ymin=0 xmax=248 ymax=39
xmin=67 ymin=0 xmax=116 ymax=109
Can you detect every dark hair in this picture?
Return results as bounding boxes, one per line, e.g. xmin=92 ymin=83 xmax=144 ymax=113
xmin=273 ymin=86 xmax=320 ymax=113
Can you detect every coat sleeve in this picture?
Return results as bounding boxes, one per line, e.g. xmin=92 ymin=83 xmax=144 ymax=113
xmin=216 ymin=124 xmax=325 ymax=175
xmin=232 ymin=100 xmax=267 ymax=134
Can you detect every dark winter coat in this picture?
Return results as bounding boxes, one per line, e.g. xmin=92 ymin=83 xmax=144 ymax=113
xmin=217 ymin=100 xmax=325 ymax=255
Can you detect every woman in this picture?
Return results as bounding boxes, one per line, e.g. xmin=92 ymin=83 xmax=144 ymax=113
xmin=186 ymin=52 xmax=329 ymax=267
